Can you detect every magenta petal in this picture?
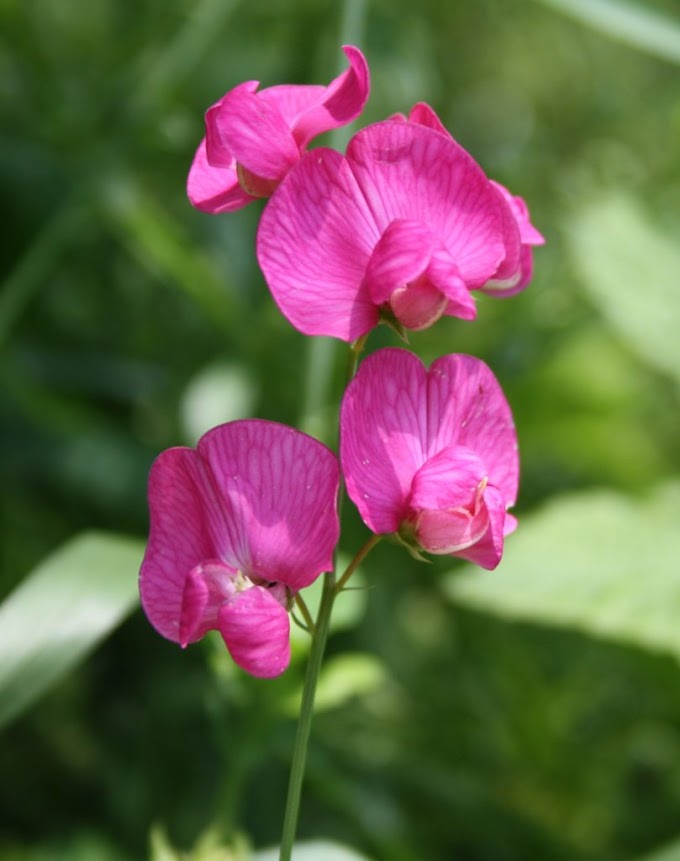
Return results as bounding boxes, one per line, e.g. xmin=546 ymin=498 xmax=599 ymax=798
xmin=415 ymin=507 xmax=489 ymax=556
xmin=213 ymin=86 xmax=300 ymax=181
xmin=340 ymin=349 xmax=429 ymax=533
xmin=198 ymin=420 xmax=339 ymax=590
xmin=364 ymin=219 xmax=435 ymax=305
xmin=407 ymin=102 xmax=449 ymax=135
xmin=486 ymin=183 xmax=522 ymax=284
xmin=179 ymin=560 xmax=239 ymax=646
xmin=347 ymin=121 xmax=506 ymax=288
xmin=218 ymin=587 xmax=290 ymax=678
xmin=426 ymin=355 xmax=519 ymax=506
xmin=452 ymin=485 xmax=508 ymax=570
xmin=257 ymin=148 xmax=380 ymax=341
xmin=139 ymin=448 xmax=229 ymax=643
xmin=409 ymin=445 xmax=487 ymax=512
xmin=205 ymin=81 xmax=259 ymax=166
xmin=390 ymin=280 xmax=448 ymax=331
xmin=179 ymin=566 xmax=209 ymax=647
xmin=410 ymin=448 xmax=499 ymax=558
xmin=187 ymin=139 xmax=256 ymax=214
xmin=290 ymin=45 xmax=370 ymax=148
xmin=427 ymin=248 xmax=477 ymax=320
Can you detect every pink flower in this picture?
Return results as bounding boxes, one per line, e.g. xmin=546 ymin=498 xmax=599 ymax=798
xmin=187 ymin=46 xmax=370 ymax=214
xmin=405 ymin=102 xmax=544 ymax=297
xmin=257 ymin=119 xmax=519 ymax=342
xmin=340 ymin=349 xmax=518 ymax=570
xmin=139 ymin=420 xmax=340 ymax=678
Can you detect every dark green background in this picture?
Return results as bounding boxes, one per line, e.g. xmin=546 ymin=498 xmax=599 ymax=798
xmin=1 ymin=0 xmax=679 ymax=858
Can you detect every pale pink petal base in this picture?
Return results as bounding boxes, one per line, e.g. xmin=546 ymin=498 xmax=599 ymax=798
xmin=218 ymin=586 xmax=291 ymax=678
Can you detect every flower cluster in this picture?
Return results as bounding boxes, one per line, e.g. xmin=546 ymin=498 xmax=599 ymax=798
xmin=140 ymin=46 xmax=543 ymax=677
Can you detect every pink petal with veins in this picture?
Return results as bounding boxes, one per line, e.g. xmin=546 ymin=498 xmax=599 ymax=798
xmin=211 ymin=86 xmax=299 ymax=181
xmin=257 ymin=148 xmax=381 ymax=340
xmin=347 ymin=121 xmax=506 ymax=288
xmin=426 ymin=354 xmax=519 ymax=506
xmin=340 ymin=349 xmax=519 ymax=568
xmin=218 ymin=586 xmax=291 ymax=678
xmin=186 ymin=138 xmax=257 ymax=214
xmin=197 ymin=420 xmax=340 ymax=590
xmin=140 ymin=447 xmax=229 ymax=642
xmin=289 ymin=45 xmax=370 ymax=148
xmin=340 ymin=349 xmax=428 ymax=533
xmin=449 ymin=485 xmax=509 ymax=569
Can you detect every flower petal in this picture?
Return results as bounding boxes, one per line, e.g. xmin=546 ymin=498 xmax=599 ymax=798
xmin=410 ymin=446 xmax=495 ymax=557
xmin=139 ymin=448 xmax=230 ymax=642
xmin=179 ymin=560 xmax=239 ymax=647
xmin=198 ymin=420 xmax=340 ymax=590
xmin=409 ymin=444 xmax=487 ymax=512
xmin=211 ymin=85 xmax=300 ymax=181
xmin=257 ymin=148 xmax=380 ymax=340
xmin=346 ymin=121 xmax=506 ymax=288
xmin=187 ymin=138 xmax=256 ymax=214
xmin=426 ymin=355 xmax=519 ymax=506
xmin=289 ymin=45 xmax=370 ymax=148
xmin=340 ymin=349 xmax=428 ymax=533
xmin=451 ymin=485 xmax=508 ymax=570
xmin=427 ymin=248 xmax=477 ymax=320
xmin=218 ymin=586 xmax=291 ymax=678
xmin=407 ymin=101 xmax=449 ymax=135
xmin=364 ymin=219 xmax=435 ymax=305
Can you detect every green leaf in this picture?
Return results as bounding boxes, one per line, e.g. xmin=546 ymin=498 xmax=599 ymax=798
xmin=638 ymin=837 xmax=680 ymax=861
xmin=253 ymin=841 xmax=371 ymax=861
xmin=282 ymin=653 xmax=387 ymax=717
xmin=566 ymin=193 xmax=680 ymax=383
xmin=444 ymin=483 xmax=680 ymax=660
xmin=536 ymin=0 xmax=680 ymax=65
xmin=0 ymin=531 xmax=143 ymax=731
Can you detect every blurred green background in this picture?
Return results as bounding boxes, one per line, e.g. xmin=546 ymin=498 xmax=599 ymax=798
xmin=1 ymin=0 xmax=680 ymax=858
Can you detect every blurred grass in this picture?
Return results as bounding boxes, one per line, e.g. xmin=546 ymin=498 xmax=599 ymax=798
xmin=1 ymin=0 xmax=679 ymax=859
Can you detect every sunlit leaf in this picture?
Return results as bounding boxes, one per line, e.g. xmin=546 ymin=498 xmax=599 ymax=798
xmin=567 ymin=193 xmax=680 ymax=383
xmin=445 ymin=483 xmax=680 ymax=660
xmin=537 ymin=0 xmax=680 ymax=65
xmin=282 ymin=653 xmax=387 ymax=717
xmin=180 ymin=361 xmax=256 ymax=445
xmin=253 ymin=841 xmax=371 ymax=861
xmin=638 ymin=836 xmax=680 ymax=861
xmin=0 ymin=532 xmax=143 ymax=730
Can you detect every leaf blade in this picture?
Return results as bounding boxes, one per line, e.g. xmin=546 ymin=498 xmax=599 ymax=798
xmin=0 ymin=531 xmax=144 ymax=730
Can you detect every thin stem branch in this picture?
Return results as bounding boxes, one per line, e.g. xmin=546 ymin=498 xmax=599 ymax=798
xmin=335 ymin=533 xmax=382 ymax=594
xmin=294 ymin=594 xmax=316 ymax=634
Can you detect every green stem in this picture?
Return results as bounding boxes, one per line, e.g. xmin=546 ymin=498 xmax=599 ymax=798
xmin=278 ymin=526 xmax=382 ymax=861
xmin=335 ymin=533 xmax=382 ymax=594
xmin=278 ymin=569 xmax=336 ymax=861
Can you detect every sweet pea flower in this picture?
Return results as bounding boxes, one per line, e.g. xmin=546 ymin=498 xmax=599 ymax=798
xmin=340 ymin=348 xmax=518 ymax=570
xmin=257 ymin=119 xmax=520 ymax=342
xmin=405 ymin=101 xmax=544 ymax=297
xmin=187 ymin=45 xmax=369 ymax=214
xmin=139 ymin=420 xmax=340 ymax=678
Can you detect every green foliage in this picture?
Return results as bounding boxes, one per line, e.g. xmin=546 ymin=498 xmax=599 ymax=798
xmin=0 ymin=532 xmax=143 ymax=731
xmin=2 ymin=0 xmax=680 ymax=858
xmin=567 ymin=194 xmax=680 ymax=385
xmin=445 ymin=482 xmax=680 ymax=659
